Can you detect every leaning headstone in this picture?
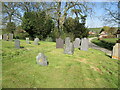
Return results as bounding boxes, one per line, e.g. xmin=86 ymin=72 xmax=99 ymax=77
xmin=8 ymin=33 xmax=13 ymax=41
xmin=33 ymin=38 xmax=39 ymax=45
xmin=36 ymin=53 xmax=48 ymax=66
xmin=73 ymin=38 xmax=81 ymax=48
xmin=26 ymin=38 xmax=30 ymax=44
xmin=15 ymin=39 xmax=20 ymax=49
xmin=56 ymin=37 xmax=64 ymax=48
xmin=3 ymin=34 xmax=8 ymax=41
xmin=81 ymin=38 xmax=89 ymax=51
xmin=112 ymin=43 xmax=120 ymax=60
xmin=64 ymin=37 xmax=74 ymax=54
xmin=0 ymin=35 xmax=2 ymax=40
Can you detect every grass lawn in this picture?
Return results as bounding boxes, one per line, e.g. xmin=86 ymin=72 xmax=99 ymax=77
xmin=2 ymin=40 xmax=119 ymax=88
xmin=91 ymin=38 xmax=118 ymax=51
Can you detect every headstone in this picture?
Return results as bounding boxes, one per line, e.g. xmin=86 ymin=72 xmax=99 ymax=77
xmin=8 ymin=33 xmax=13 ymax=41
xmin=26 ymin=38 xmax=30 ymax=44
xmin=15 ymin=39 xmax=20 ymax=49
xmin=64 ymin=37 xmax=74 ymax=54
xmin=56 ymin=38 xmax=64 ymax=48
xmin=33 ymin=38 xmax=39 ymax=45
xmin=112 ymin=43 xmax=120 ymax=60
xmin=0 ymin=35 xmax=2 ymax=40
xmin=3 ymin=34 xmax=8 ymax=41
xmin=81 ymin=38 xmax=89 ymax=51
xmin=36 ymin=53 xmax=48 ymax=66
xmin=73 ymin=38 xmax=81 ymax=48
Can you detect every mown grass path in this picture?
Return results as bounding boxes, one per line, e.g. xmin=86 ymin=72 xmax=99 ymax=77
xmin=2 ymin=40 xmax=119 ymax=88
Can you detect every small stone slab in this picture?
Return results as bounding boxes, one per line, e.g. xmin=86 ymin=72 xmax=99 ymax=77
xmin=73 ymin=38 xmax=81 ymax=48
xmin=26 ymin=38 xmax=30 ymax=44
xmin=56 ymin=38 xmax=64 ymax=48
xmin=81 ymin=38 xmax=89 ymax=51
xmin=33 ymin=38 xmax=39 ymax=45
xmin=3 ymin=34 xmax=8 ymax=41
xmin=36 ymin=53 xmax=48 ymax=66
xmin=15 ymin=39 xmax=20 ymax=49
xmin=8 ymin=33 xmax=13 ymax=41
xmin=112 ymin=43 xmax=120 ymax=60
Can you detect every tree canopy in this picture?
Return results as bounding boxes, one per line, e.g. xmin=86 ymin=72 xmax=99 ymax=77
xmin=22 ymin=11 xmax=54 ymax=40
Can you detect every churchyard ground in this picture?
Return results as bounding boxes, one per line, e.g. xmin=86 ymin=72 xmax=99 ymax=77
xmin=2 ymin=40 xmax=119 ymax=88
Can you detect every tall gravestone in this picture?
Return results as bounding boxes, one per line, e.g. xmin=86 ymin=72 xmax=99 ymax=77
xmin=8 ymin=33 xmax=13 ymax=41
xmin=73 ymin=38 xmax=81 ymax=48
xmin=3 ymin=34 xmax=8 ymax=41
xmin=15 ymin=39 xmax=20 ymax=49
xmin=81 ymin=38 xmax=89 ymax=51
xmin=36 ymin=53 xmax=48 ymax=66
xmin=26 ymin=38 xmax=30 ymax=44
xmin=33 ymin=38 xmax=39 ymax=45
xmin=112 ymin=43 xmax=120 ymax=60
xmin=64 ymin=37 xmax=74 ymax=55
xmin=56 ymin=37 xmax=64 ymax=48
xmin=0 ymin=35 xmax=2 ymax=40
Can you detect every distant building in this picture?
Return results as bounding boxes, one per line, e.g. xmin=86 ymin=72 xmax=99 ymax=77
xmin=116 ymin=29 xmax=120 ymax=38
xmin=89 ymin=31 xmax=96 ymax=35
xmin=98 ymin=31 xmax=108 ymax=40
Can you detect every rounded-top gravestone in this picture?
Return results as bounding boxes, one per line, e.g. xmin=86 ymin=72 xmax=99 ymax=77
xmin=33 ymin=38 xmax=39 ymax=45
xmin=36 ymin=53 xmax=48 ymax=66
xmin=73 ymin=38 xmax=81 ymax=48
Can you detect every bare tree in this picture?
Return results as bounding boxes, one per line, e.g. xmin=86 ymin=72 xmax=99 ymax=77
xmin=102 ymin=1 xmax=119 ymax=27
xmin=46 ymin=2 xmax=94 ymax=36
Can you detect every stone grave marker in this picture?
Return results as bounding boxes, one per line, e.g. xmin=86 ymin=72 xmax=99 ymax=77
xmin=73 ymin=38 xmax=81 ymax=48
xmin=0 ymin=35 xmax=2 ymax=40
xmin=26 ymin=38 xmax=30 ymax=44
xmin=3 ymin=34 xmax=8 ymax=41
xmin=33 ymin=38 xmax=39 ymax=45
xmin=64 ymin=37 xmax=74 ymax=54
xmin=8 ymin=33 xmax=13 ymax=41
xmin=36 ymin=53 xmax=48 ymax=66
xmin=112 ymin=43 xmax=120 ymax=60
xmin=15 ymin=39 xmax=20 ymax=49
xmin=81 ymin=38 xmax=89 ymax=51
xmin=56 ymin=37 xmax=64 ymax=48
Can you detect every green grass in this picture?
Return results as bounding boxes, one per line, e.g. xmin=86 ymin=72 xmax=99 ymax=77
xmin=91 ymin=38 xmax=117 ymax=51
xmin=102 ymin=38 xmax=118 ymax=44
xmin=2 ymin=40 xmax=119 ymax=88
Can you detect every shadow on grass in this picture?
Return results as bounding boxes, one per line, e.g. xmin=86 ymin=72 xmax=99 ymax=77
xmin=20 ymin=46 xmax=24 ymax=48
xmin=105 ymin=54 xmax=112 ymax=58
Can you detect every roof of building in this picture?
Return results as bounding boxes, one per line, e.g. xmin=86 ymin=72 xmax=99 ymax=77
xmin=117 ymin=29 xmax=120 ymax=34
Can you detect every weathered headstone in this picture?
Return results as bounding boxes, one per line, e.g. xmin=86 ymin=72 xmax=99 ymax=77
xmin=33 ymin=38 xmax=39 ymax=45
xmin=73 ymin=38 xmax=81 ymax=48
xmin=64 ymin=37 xmax=74 ymax=54
xmin=26 ymin=38 xmax=30 ymax=44
xmin=112 ymin=43 xmax=120 ymax=60
xmin=15 ymin=39 xmax=20 ymax=49
xmin=81 ymin=38 xmax=89 ymax=51
xmin=0 ymin=35 xmax=2 ymax=40
xmin=8 ymin=33 xmax=13 ymax=41
xmin=56 ymin=37 xmax=64 ymax=48
xmin=3 ymin=34 xmax=8 ymax=41
xmin=36 ymin=53 xmax=48 ymax=66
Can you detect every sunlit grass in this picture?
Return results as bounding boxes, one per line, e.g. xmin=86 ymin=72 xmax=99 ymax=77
xmin=2 ymin=40 xmax=119 ymax=88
